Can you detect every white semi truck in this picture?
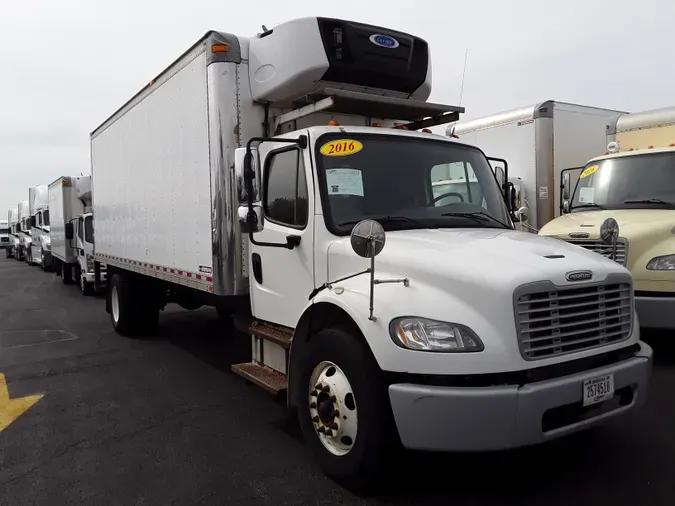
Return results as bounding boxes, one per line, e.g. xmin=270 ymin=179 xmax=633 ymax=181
xmin=27 ymin=184 xmax=53 ymax=269
xmin=48 ymin=175 xmax=105 ymax=294
xmin=5 ymin=207 xmax=19 ymax=258
xmin=446 ymin=101 xmax=626 ymax=231
xmin=91 ymin=18 xmax=652 ymax=489
xmin=16 ymin=200 xmax=30 ymax=261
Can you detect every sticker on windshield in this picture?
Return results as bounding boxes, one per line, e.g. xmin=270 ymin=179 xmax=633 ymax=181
xmin=579 ymin=187 xmax=595 ymax=204
xmin=579 ymin=165 xmax=599 ymax=179
xmin=320 ymin=139 xmax=363 ymax=157
xmin=326 ymin=168 xmax=364 ymax=196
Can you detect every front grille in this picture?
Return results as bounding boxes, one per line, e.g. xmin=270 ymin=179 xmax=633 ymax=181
xmin=564 ymin=238 xmax=628 ymax=266
xmin=515 ymin=277 xmax=633 ymax=360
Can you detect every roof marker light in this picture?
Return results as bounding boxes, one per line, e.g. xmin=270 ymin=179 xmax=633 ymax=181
xmin=328 ymin=119 xmax=340 ymax=126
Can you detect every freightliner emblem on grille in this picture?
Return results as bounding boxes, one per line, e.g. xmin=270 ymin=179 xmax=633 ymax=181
xmin=566 ymin=270 xmax=593 ymax=282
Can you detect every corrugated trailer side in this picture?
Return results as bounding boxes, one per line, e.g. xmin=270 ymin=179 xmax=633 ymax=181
xmin=90 ymin=41 xmax=215 ymax=294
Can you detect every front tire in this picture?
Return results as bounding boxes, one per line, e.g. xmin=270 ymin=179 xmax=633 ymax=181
xmin=61 ymin=264 xmax=73 ymax=284
xmin=80 ymin=272 xmax=94 ymax=296
xmin=297 ymin=327 xmax=396 ymax=492
xmin=4 ymin=248 xmax=10 ymax=259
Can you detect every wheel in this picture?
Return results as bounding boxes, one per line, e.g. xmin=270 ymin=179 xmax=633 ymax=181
xmin=41 ymin=250 xmax=51 ymax=271
xmin=61 ymin=264 xmax=73 ymax=285
xmin=80 ymin=272 xmax=94 ymax=296
xmin=109 ymin=273 xmax=159 ymax=337
xmin=4 ymin=248 xmax=10 ymax=259
xmin=296 ymin=327 xmax=396 ymax=492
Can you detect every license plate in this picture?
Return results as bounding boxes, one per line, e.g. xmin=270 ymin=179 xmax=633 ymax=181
xmin=583 ymin=374 xmax=614 ymax=406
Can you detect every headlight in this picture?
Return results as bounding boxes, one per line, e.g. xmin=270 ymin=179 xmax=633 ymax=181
xmin=646 ymin=254 xmax=675 ymax=271
xmin=43 ymin=237 xmax=51 ymax=249
xmin=389 ymin=317 xmax=484 ymax=352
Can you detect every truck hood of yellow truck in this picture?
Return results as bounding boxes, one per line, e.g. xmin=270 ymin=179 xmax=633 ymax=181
xmin=539 ymin=209 xmax=675 ymax=237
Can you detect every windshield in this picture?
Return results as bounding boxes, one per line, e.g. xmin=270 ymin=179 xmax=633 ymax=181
xmin=315 ymin=133 xmax=511 ymax=235
xmin=0 ymin=227 xmax=8 ymax=234
xmin=571 ymin=152 xmax=675 ymax=211
xmin=85 ymin=216 xmax=94 ymax=243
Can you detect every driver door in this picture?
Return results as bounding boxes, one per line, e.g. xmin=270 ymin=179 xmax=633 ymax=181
xmin=248 ymin=135 xmax=315 ymax=328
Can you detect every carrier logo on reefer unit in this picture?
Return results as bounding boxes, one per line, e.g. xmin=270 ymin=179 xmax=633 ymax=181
xmin=566 ymin=270 xmax=593 ymax=282
xmin=369 ymin=34 xmax=399 ymax=48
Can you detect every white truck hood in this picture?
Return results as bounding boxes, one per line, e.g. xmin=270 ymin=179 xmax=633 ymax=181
xmin=327 ymin=228 xmax=628 ymax=291
xmin=324 ymin=228 xmax=635 ymax=375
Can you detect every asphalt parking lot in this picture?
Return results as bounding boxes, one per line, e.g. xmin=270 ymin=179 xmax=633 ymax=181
xmin=0 ymin=256 xmax=674 ymax=505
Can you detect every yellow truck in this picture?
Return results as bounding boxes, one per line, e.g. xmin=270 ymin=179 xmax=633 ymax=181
xmin=539 ymin=106 xmax=675 ymax=329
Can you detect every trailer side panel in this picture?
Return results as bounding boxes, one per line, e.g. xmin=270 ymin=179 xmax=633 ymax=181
xmin=91 ymin=50 xmax=214 ymax=291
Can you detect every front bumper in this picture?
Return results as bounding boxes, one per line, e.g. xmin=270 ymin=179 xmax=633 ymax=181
xmin=84 ymin=271 xmax=107 ymax=283
xmin=635 ymin=295 xmax=675 ymax=329
xmin=388 ymin=341 xmax=652 ymax=452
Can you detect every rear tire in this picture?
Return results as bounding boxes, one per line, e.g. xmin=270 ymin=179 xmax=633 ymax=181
xmin=296 ymin=327 xmax=396 ymax=493
xmin=109 ymin=273 xmax=160 ymax=337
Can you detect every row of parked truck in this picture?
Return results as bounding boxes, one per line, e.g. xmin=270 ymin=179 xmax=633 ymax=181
xmin=5 ymin=175 xmax=105 ymax=294
xmin=1 ymin=16 xmax=661 ymax=490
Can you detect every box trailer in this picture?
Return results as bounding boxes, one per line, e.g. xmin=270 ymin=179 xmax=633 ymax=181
xmin=91 ymin=17 xmax=651 ymax=490
xmin=541 ymin=105 xmax=675 ymax=329
xmin=446 ymin=101 xmax=626 ymax=231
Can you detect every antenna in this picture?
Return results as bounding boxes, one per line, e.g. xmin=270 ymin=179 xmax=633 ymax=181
xmin=459 ymin=49 xmax=469 ymax=106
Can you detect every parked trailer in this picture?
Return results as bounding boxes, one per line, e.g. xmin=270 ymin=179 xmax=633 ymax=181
xmin=16 ymin=200 xmax=30 ymax=261
xmin=91 ymin=18 xmax=651 ymax=490
xmin=541 ymin=105 xmax=675 ymax=329
xmin=5 ymin=207 xmax=19 ymax=258
xmin=446 ymin=101 xmax=626 ymax=231
xmin=27 ymin=184 xmax=53 ymax=269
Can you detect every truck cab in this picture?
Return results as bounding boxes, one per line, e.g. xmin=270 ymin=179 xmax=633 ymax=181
xmin=16 ymin=200 xmax=30 ymax=261
xmin=6 ymin=208 xmax=19 ymax=259
xmin=74 ymin=212 xmax=105 ymax=294
xmin=541 ymin=144 xmax=675 ymax=329
xmin=28 ymin=184 xmax=53 ymax=270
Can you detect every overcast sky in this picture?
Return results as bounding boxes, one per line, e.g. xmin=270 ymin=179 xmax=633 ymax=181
xmin=1 ymin=0 xmax=674 ymax=212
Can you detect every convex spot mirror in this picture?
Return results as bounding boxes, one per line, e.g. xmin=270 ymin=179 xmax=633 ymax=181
xmin=516 ymin=206 xmax=529 ymax=222
xmin=350 ymin=220 xmax=386 ymax=258
xmin=600 ymin=217 xmax=619 ymax=245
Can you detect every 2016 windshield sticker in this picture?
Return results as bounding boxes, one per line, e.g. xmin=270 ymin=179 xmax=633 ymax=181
xmin=579 ymin=165 xmax=599 ymax=179
xmin=326 ymin=168 xmax=364 ymax=196
xmin=320 ymin=139 xmax=363 ymax=157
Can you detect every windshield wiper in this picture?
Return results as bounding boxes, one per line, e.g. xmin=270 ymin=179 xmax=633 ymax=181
xmin=338 ymin=215 xmax=436 ymax=229
xmin=570 ymin=203 xmax=605 ymax=210
xmin=623 ymin=198 xmax=675 ymax=208
xmin=440 ymin=211 xmax=511 ymax=229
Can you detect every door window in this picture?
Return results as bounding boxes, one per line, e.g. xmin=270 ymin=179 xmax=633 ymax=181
xmin=263 ymin=148 xmax=308 ymax=229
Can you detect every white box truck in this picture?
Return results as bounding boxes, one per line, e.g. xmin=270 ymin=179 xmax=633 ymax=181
xmin=27 ymin=184 xmax=53 ymax=269
xmin=5 ymin=207 xmax=19 ymax=258
xmin=446 ymin=101 xmax=626 ymax=231
xmin=48 ymin=175 xmax=105 ymax=294
xmin=91 ymin=18 xmax=652 ymax=490
xmin=540 ymin=105 xmax=675 ymax=329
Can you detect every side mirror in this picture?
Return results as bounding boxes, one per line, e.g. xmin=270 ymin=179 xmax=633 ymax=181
xmin=516 ymin=206 xmax=529 ymax=222
xmin=235 ymin=147 xmax=260 ymax=204
xmin=562 ymin=172 xmax=570 ymax=201
xmin=562 ymin=200 xmax=570 ymax=214
xmin=65 ymin=222 xmax=74 ymax=240
xmin=238 ymin=204 xmax=264 ymax=234
xmin=26 ymin=217 xmax=33 ymax=228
